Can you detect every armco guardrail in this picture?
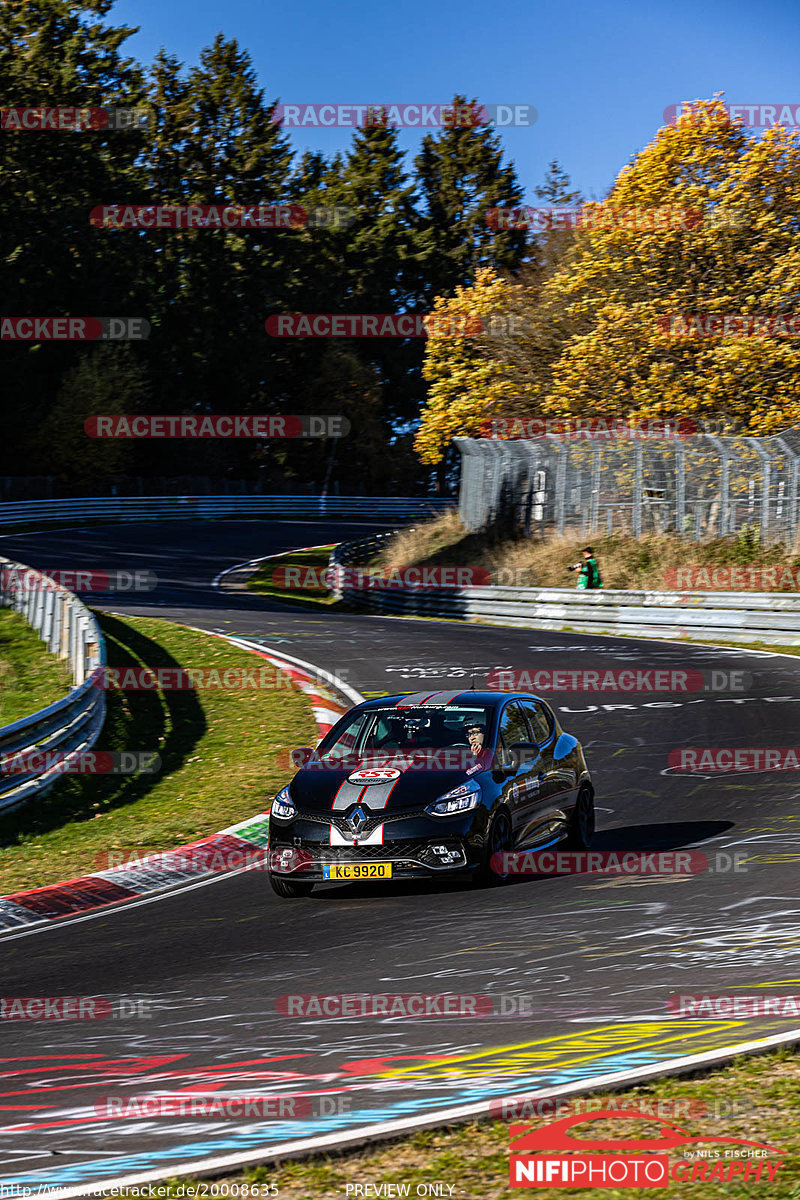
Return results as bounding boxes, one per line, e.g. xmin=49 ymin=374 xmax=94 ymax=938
xmin=0 ymin=560 xmax=105 ymax=813
xmin=329 ymin=535 xmax=800 ymax=646
xmin=0 ymin=495 xmax=453 ymax=528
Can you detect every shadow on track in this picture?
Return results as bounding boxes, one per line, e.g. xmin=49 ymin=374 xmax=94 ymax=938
xmin=0 ymin=612 xmax=205 ymax=847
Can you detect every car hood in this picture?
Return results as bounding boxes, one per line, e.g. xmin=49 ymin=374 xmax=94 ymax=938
xmin=290 ymin=758 xmax=485 ymax=814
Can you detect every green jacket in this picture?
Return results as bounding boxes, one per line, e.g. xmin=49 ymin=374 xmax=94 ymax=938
xmin=577 ymin=557 xmax=602 ymax=589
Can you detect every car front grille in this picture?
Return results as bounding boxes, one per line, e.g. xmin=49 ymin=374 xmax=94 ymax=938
xmin=311 ymin=841 xmax=433 ymax=863
xmin=299 ymin=809 xmax=427 ymax=838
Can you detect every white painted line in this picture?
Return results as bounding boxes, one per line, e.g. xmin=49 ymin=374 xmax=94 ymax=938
xmin=223 ymin=634 xmax=364 ymax=707
xmin=212 ymin=540 xmax=337 ymax=590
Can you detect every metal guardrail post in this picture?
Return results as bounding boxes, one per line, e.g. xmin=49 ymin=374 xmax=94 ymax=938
xmin=750 ymin=439 xmax=772 ymax=541
xmin=554 ymin=444 xmax=566 ymax=536
xmin=633 ymin=444 xmax=643 ymax=537
xmin=774 ymin=436 xmax=800 ymax=546
xmin=675 ymin=445 xmax=686 ymax=534
xmin=705 ymin=435 xmax=730 ymax=536
xmin=590 ymin=448 xmax=601 ymax=533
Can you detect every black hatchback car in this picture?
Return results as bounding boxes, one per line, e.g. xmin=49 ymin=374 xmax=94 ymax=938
xmin=267 ymin=690 xmax=594 ymax=897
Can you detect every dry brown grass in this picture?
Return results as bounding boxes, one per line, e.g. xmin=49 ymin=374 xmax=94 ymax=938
xmin=375 ymin=514 xmax=800 ymax=592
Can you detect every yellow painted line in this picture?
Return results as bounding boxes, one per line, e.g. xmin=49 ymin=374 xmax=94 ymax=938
xmin=374 ymin=1019 xmax=742 ymax=1079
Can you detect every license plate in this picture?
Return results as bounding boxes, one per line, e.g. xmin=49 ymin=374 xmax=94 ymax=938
xmin=322 ymin=862 xmax=393 ymax=880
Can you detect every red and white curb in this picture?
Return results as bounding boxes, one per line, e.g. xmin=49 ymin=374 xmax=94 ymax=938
xmin=0 ymin=635 xmax=359 ymax=936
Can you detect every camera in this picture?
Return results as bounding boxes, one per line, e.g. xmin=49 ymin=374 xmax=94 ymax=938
xmin=567 ymin=563 xmax=581 ymax=572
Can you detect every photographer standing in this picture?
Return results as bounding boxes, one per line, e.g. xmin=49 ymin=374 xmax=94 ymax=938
xmin=568 ymin=547 xmax=603 ymax=589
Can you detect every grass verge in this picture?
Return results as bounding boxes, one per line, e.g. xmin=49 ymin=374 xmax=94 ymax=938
xmin=0 ymin=612 xmax=316 ymax=893
xmin=375 ymin=513 xmax=800 ymax=593
xmin=246 ymin=545 xmax=340 ymax=608
xmin=0 ymin=606 xmax=72 ymax=726
xmin=121 ymin=1045 xmax=800 ymax=1199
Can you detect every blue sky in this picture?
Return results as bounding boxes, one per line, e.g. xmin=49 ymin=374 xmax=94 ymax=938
xmin=110 ymin=0 xmax=800 ymax=201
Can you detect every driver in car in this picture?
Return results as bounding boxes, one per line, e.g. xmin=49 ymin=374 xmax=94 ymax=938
xmin=465 ymin=722 xmax=486 ymax=755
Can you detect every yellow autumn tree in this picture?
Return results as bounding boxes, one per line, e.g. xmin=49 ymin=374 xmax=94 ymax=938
xmin=414 ymin=270 xmax=524 ymax=463
xmin=416 ymin=97 xmax=800 ymax=463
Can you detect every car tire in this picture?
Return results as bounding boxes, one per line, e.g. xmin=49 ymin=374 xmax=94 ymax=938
xmin=475 ymin=809 xmax=514 ymax=886
xmin=564 ymin=786 xmax=595 ymax=850
xmin=269 ymin=873 xmax=314 ymax=898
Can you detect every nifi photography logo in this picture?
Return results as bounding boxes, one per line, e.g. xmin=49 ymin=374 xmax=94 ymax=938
xmin=508 ymin=1108 xmax=784 ymax=1188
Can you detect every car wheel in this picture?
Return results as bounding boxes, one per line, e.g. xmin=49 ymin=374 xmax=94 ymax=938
xmin=564 ymin=787 xmax=595 ymax=849
xmin=269 ymin=873 xmax=314 ymax=898
xmin=475 ymin=809 xmax=513 ymax=886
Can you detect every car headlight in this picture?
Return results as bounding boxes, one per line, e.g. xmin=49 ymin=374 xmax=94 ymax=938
xmin=426 ymin=778 xmax=481 ymax=816
xmin=271 ymin=785 xmax=296 ymax=822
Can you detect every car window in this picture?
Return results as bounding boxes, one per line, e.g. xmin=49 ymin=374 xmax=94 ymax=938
xmin=520 ymin=700 xmax=553 ymax=745
xmin=322 ymin=712 xmax=371 ymax=758
xmin=499 ymin=701 xmax=532 ymax=748
xmin=318 ymin=705 xmax=493 ymax=759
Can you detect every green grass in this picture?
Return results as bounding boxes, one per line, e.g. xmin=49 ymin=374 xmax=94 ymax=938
xmin=0 ymin=612 xmax=317 ymax=893
xmin=0 ymin=606 xmax=72 ymax=726
xmin=246 ymin=544 xmax=341 ymax=608
xmin=123 ymin=1046 xmax=800 ymax=1199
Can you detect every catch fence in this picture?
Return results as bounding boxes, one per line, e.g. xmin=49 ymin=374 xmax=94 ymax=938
xmin=455 ymin=431 xmax=800 ymax=545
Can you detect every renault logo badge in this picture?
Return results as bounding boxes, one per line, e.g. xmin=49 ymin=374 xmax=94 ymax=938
xmin=347 ymin=806 xmax=367 ymax=835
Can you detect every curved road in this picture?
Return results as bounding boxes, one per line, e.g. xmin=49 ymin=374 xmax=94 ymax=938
xmin=2 ymin=520 xmax=800 ymax=1191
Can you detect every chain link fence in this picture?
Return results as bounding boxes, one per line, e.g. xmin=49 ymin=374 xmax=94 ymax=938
xmin=455 ymin=430 xmax=800 ymax=546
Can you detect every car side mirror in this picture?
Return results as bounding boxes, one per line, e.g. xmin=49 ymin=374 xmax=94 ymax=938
xmin=291 ymin=747 xmax=315 ymax=768
xmin=493 ymin=746 xmax=518 ymax=776
xmin=510 ymin=741 xmax=541 ymax=767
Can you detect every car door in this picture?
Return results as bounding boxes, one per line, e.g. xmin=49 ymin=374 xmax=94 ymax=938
xmin=517 ymin=698 xmax=567 ymax=844
xmin=497 ymin=701 xmax=545 ymax=843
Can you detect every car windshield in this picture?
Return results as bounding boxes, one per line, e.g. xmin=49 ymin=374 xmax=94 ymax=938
xmin=318 ymin=705 xmax=493 ymax=761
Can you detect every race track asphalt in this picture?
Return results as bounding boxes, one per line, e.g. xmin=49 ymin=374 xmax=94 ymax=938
xmin=2 ymin=520 xmax=800 ymax=1190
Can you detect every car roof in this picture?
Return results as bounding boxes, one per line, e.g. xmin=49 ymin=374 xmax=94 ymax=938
xmin=355 ymin=691 xmax=549 ymax=710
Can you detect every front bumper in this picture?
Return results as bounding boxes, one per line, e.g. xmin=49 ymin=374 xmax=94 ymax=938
xmin=269 ymin=821 xmax=479 ymax=879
